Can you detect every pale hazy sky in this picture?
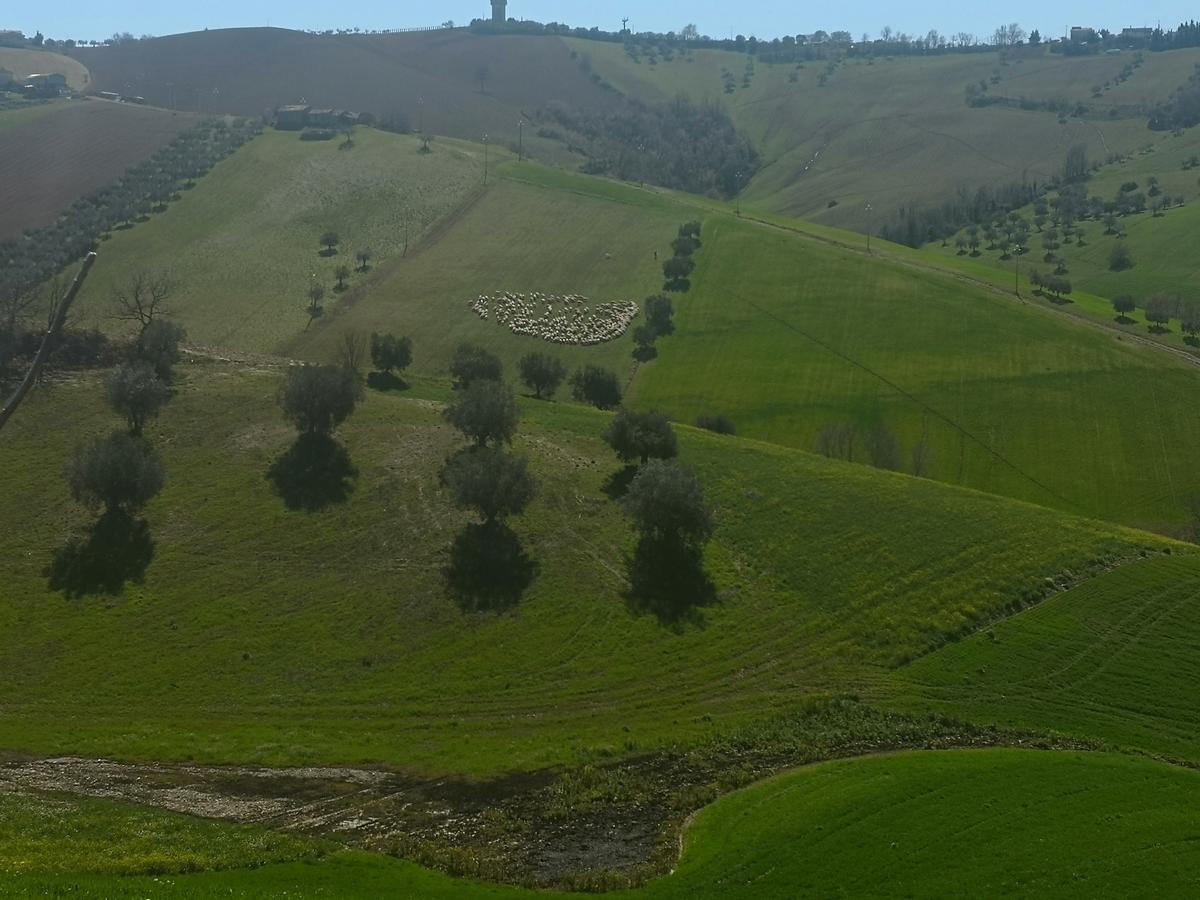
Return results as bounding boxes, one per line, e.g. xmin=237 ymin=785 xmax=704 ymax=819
xmin=14 ymin=1 xmax=1193 ymax=44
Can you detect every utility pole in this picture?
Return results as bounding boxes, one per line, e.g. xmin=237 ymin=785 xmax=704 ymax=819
xmin=622 ymin=17 xmax=629 ymax=33
xmin=517 ymin=118 xmax=523 ymax=162
xmin=483 ymin=133 xmax=489 ymax=186
xmin=1014 ymin=244 xmax=1022 ymax=296
xmin=865 ymin=202 xmax=873 ymax=253
xmin=735 ymin=171 xmax=742 ymax=216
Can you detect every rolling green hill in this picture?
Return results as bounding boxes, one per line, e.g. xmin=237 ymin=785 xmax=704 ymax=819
xmin=71 ymin=134 xmax=1200 ymax=530
xmin=0 ymin=364 xmax=1170 ymax=774
xmin=8 ymin=751 xmax=1200 ymax=897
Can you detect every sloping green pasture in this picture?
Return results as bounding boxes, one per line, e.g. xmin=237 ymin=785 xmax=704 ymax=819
xmin=286 ymin=166 xmax=682 ymax=381
xmin=892 ymin=553 xmax=1200 ymax=762
xmin=68 ymin=128 xmax=481 ymax=352
xmin=8 ymin=751 xmax=1199 ymax=897
xmin=630 ymin=206 xmax=1200 ymax=530
xmin=0 ymin=366 xmax=1164 ymax=775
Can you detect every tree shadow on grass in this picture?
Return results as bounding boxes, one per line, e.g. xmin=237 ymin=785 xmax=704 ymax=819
xmin=266 ymin=432 xmax=357 ymax=512
xmin=601 ymin=465 xmax=639 ymax=501
xmin=1114 ymin=315 xmax=1137 ymax=325
xmin=366 ymin=371 xmax=410 ymax=392
xmin=624 ymin=537 xmax=717 ymax=631
xmin=444 ymin=521 xmax=538 ymax=613
xmin=46 ymin=510 xmax=154 ymax=598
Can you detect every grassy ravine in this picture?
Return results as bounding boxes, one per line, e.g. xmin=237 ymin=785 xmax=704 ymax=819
xmin=0 ymin=365 xmax=1170 ymax=775
xmin=891 ymin=553 xmax=1200 ymax=763
xmin=69 ymin=128 xmax=481 ymax=352
xmin=6 ymin=750 xmax=1199 ymax=897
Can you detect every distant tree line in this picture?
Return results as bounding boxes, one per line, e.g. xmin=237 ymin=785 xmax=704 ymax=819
xmin=0 ymin=118 xmax=260 ymax=304
xmin=537 ymin=97 xmax=758 ymax=199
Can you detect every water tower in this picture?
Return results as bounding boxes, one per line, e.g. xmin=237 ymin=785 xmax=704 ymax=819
xmin=491 ymin=0 xmax=507 ymax=23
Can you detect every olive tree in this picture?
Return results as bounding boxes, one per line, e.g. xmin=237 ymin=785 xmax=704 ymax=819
xmin=570 ymin=366 xmax=622 ymax=410
xmin=277 ymin=365 xmax=361 ymax=434
xmin=603 ymin=407 xmax=678 ymax=464
xmin=518 ymin=352 xmax=566 ymax=399
xmin=441 ymin=446 xmax=537 ymax=522
xmin=443 ymin=378 xmax=519 ymax=447
xmin=105 ymin=362 xmax=168 ymax=436
xmin=622 ymin=459 xmax=713 ymax=547
xmin=370 ymin=332 xmax=412 ymax=374
xmin=66 ymin=432 xmax=165 ymax=515
xmin=449 ymin=342 xmax=502 ymax=389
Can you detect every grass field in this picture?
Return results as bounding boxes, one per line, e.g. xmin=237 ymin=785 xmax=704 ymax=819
xmin=69 ymin=128 xmax=481 ymax=352
xmin=573 ymin=40 xmax=1200 ymax=230
xmin=6 ymin=750 xmax=1199 ymax=897
xmin=892 ymin=553 xmax=1200 ymax=762
xmin=287 ymin=164 xmax=683 ymax=380
xmin=0 ymin=99 xmax=198 ymax=238
xmin=627 ymin=197 xmax=1200 ymax=530
xmin=0 ymin=364 xmax=1169 ymax=774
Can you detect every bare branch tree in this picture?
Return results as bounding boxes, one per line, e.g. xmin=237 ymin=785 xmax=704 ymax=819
xmin=336 ymin=330 xmax=368 ymax=375
xmin=112 ymin=270 xmax=176 ymax=336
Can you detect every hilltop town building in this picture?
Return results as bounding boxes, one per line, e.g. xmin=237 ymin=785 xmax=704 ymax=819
xmin=1070 ymin=26 xmax=1098 ymax=43
xmin=491 ymin=0 xmax=507 ymax=23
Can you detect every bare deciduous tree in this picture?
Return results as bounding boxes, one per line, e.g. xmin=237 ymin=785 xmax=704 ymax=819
xmin=112 ymin=270 xmax=176 ymax=337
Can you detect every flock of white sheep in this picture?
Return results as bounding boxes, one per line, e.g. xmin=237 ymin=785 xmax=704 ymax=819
xmin=470 ymin=291 xmax=639 ymax=345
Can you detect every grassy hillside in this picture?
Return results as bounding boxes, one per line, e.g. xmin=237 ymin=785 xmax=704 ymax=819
xmin=0 ymin=99 xmax=198 ymax=238
xmin=575 ymin=41 xmax=1200 ymax=229
xmin=0 ymin=364 xmax=1167 ymax=775
xmin=930 ymin=123 xmax=1200 ymax=336
xmin=74 ymin=28 xmax=619 ymax=160
xmin=8 ymin=750 xmax=1200 ymax=897
xmin=0 ymin=46 xmax=89 ymax=89
xmin=287 ymin=166 xmax=682 ymax=380
xmin=74 ymin=139 xmax=1200 ymax=530
xmin=70 ymin=128 xmax=481 ymax=352
xmin=627 ymin=196 xmax=1200 ymax=530
xmin=892 ymin=553 xmax=1200 ymax=762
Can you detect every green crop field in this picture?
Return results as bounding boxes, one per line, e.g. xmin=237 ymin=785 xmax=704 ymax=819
xmin=7 ymin=751 xmax=1199 ymax=897
xmin=627 ymin=194 xmax=1200 ymax=530
xmin=0 ymin=364 xmax=1170 ymax=774
xmin=891 ymin=553 xmax=1200 ymax=761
